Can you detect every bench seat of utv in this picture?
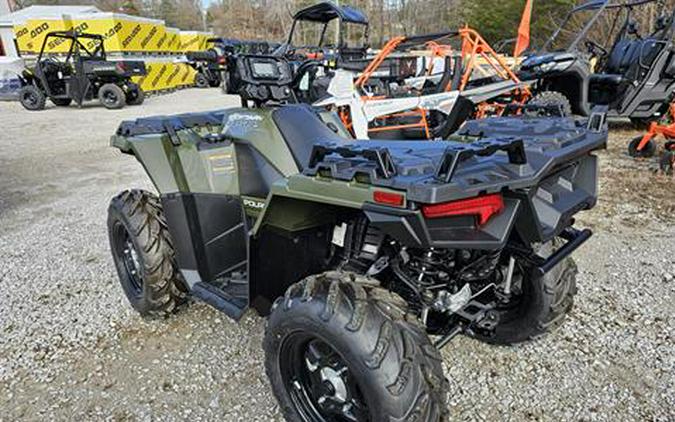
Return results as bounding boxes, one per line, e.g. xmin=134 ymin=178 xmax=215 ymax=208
xmin=589 ymin=38 xmax=665 ymax=104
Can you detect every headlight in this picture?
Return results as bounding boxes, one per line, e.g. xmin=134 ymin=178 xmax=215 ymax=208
xmin=540 ymin=62 xmax=556 ymax=72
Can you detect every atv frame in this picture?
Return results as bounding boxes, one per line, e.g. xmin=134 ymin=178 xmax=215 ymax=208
xmin=519 ymin=0 xmax=675 ymax=122
xmin=313 ymin=28 xmax=530 ymax=139
xmin=18 ymin=31 xmax=146 ymax=110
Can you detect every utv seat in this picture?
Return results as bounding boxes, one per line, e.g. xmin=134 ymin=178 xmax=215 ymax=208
xmin=589 ymin=38 xmax=664 ymax=105
xmin=272 ymin=105 xmax=348 ymax=170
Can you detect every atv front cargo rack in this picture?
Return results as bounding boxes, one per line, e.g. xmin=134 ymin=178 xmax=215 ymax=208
xmin=308 ymin=144 xmax=398 ymax=179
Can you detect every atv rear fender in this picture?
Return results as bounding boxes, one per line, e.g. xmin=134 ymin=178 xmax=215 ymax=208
xmin=256 ymin=113 xmax=607 ymax=250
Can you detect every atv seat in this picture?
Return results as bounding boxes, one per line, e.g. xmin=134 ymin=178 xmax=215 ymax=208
xmin=272 ymin=105 xmax=348 ymax=170
xmin=589 ymin=38 xmax=664 ymax=105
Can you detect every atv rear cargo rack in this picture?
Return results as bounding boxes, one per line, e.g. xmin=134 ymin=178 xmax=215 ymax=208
xmin=307 ymin=138 xmax=527 ymax=184
xmin=435 ymin=139 xmax=527 ymax=183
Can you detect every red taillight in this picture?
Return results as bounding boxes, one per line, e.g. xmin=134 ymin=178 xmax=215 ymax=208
xmin=116 ymin=62 xmax=126 ymax=72
xmin=422 ymin=193 xmax=504 ymax=225
xmin=218 ymin=57 xmax=226 ymax=64
xmin=374 ymin=191 xmax=404 ymax=207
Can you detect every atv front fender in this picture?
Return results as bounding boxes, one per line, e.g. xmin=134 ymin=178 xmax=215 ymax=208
xmin=110 ymin=134 xmax=134 ymax=154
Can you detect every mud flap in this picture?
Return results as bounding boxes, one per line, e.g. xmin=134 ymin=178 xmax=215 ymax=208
xmin=161 ymin=192 xmax=249 ymax=319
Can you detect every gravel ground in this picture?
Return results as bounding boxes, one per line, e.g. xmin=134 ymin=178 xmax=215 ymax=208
xmin=0 ymin=89 xmax=673 ymax=421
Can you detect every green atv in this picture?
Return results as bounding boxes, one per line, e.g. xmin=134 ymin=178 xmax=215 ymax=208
xmin=108 ymin=54 xmax=607 ymax=421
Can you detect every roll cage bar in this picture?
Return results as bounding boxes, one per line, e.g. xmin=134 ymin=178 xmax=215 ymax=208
xmin=285 ymin=1 xmax=369 ymax=54
xmin=38 ymin=31 xmax=106 ymax=63
xmin=355 ymin=28 xmax=523 ymax=92
xmin=542 ymin=0 xmax=668 ymax=52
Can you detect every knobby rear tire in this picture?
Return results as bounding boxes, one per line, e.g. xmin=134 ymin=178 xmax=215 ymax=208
xmin=265 ymin=271 xmax=449 ymax=422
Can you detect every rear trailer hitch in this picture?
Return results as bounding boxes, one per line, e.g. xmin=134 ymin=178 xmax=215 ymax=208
xmin=533 ymin=227 xmax=592 ymax=277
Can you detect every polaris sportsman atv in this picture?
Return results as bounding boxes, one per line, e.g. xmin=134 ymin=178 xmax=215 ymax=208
xmin=519 ymin=0 xmax=675 ymax=124
xmin=108 ymin=54 xmax=607 ymax=421
xmin=18 ymin=31 xmax=146 ymax=111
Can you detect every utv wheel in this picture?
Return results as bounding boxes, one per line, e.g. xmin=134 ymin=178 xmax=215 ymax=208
xmin=220 ymin=73 xmax=229 ymax=94
xmin=528 ymin=91 xmax=572 ymax=116
xmin=126 ymin=86 xmax=145 ymax=106
xmin=195 ymin=73 xmax=209 ymax=88
xmin=107 ymin=190 xmax=188 ymax=316
xmin=628 ymin=136 xmax=657 ymax=158
xmin=470 ymin=242 xmax=578 ymax=345
xmin=99 ymin=83 xmax=126 ymax=109
xmin=660 ymin=151 xmax=675 ymax=175
xmin=630 ymin=117 xmax=657 ymax=131
xmin=51 ymin=97 xmax=72 ymax=107
xmin=265 ymin=272 xmax=448 ymax=422
xmin=18 ymin=85 xmax=46 ymax=111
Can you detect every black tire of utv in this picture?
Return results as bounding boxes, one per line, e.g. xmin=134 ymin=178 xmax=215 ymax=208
xmin=107 ymin=189 xmax=188 ymax=317
xmin=529 ymin=91 xmax=572 ymax=117
xmin=126 ymin=87 xmax=145 ymax=106
xmin=660 ymin=151 xmax=675 ymax=175
xmin=19 ymin=85 xmax=46 ymax=111
xmin=628 ymin=136 xmax=657 ymax=158
xmin=265 ymin=272 xmax=449 ymax=422
xmin=99 ymin=83 xmax=126 ymax=109
xmin=469 ymin=254 xmax=578 ymax=346
xmin=51 ymin=97 xmax=72 ymax=107
xmin=220 ymin=73 xmax=229 ymax=94
xmin=630 ymin=117 xmax=656 ymax=131
xmin=195 ymin=73 xmax=209 ymax=88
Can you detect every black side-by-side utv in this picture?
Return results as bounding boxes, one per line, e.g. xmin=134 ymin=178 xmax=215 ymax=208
xmin=18 ymin=31 xmax=146 ymax=111
xmin=519 ymin=0 xmax=675 ymax=125
xmin=108 ymin=54 xmax=607 ymax=421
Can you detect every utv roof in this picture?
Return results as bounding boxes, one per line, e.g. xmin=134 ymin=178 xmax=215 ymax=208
xmin=45 ymin=30 xmax=104 ymax=41
xmin=573 ymin=0 xmax=657 ymax=12
xmin=293 ymin=2 xmax=368 ymax=25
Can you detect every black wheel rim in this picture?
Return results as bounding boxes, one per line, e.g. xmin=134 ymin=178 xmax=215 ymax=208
xmin=103 ymin=90 xmax=119 ymax=106
xmin=22 ymin=91 xmax=38 ymax=107
xmin=280 ymin=333 xmax=370 ymax=422
xmin=112 ymin=221 xmax=144 ymax=295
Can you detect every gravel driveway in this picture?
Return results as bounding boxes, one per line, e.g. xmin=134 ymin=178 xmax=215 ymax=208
xmin=0 ymin=89 xmax=673 ymax=421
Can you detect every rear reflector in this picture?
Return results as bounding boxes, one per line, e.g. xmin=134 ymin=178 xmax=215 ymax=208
xmin=422 ymin=193 xmax=504 ymax=225
xmin=374 ymin=191 xmax=404 ymax=206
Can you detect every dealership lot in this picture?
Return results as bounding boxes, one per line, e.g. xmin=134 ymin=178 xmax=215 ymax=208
xmin=0 ymin=89 xmax=673 ymax=421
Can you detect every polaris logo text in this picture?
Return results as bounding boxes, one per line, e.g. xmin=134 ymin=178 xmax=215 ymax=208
xmin=243 ymin=199 xmax=265 ymax=210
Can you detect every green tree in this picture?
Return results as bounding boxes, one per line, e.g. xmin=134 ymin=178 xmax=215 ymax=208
xmin=464 ymin=0 xmax=575 ymax=47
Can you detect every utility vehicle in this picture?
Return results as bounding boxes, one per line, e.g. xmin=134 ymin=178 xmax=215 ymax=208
xmin=186 ymin=49 xmax=227 ymax=89
xmin=108 ymin=54 xmax=607 ymax=421
xmin=277 ymin=1 xmax=370 ymax=65
xmin=18 ymin=31 xmax=146 ymax=111
xmin=313 ymin=28 xmax=532 ymax=140
xmin=518 ymin=0 xmax=675 ymax=124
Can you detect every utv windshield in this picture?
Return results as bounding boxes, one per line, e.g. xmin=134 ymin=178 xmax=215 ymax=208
xmin=542 ymin=0 xmax=657 ymax=52
xmin=291 ymin=19 xmax=368 ymax=50
xmin=286 ymin=2 xmax=369 ymax=53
